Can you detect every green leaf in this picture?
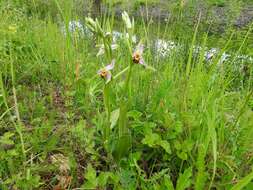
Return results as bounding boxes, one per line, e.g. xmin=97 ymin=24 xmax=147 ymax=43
xmin=142 ymin=131 xmax=171 ymax=154
xmin=110 ymin=108 xmax=120 ymax=129
xmin=195 ymin=142 xmax=210 ymax=190
xmin=177 ymin=151 xmax=188 ymax=161
xmin=98 ymin=172 xmax=110 ymax=187
xmin=163 ymin=176 xmax=175 ymax=190
xmin=112 ymin=135 xmax=131 ymax=161
xmin=142 ymin=132 xmax=160 ymax=147
xmin=207 ymin=111 xmax=218 ymax=189
xmin=230 ymin=170 xmax=253 ymax=190
xmin=120 ymin=169 xmax=136 ymax=189
xmin=83 ymin=164 xmax=97 ymax=188
xmin=244 ymin=182 xmax=253 ymax=190
xmin=176 ymin=167 xmax=192 ymax=190
xmin=130 ymin=152 xmax=141 ymax=163
xmin=0 ymin=132 xmax=14 ymax=145
xmin=118 ymin=100 xmax=128 ymax=136
xmin=174 ymin=140 xmax=181 ymax=151
xmin=128 ymin=110 xmax=143 ymax=120
xmin=159 ymin=140 xmax=171 ymax=154
xmin=182 ymin=140 xmax=193 ymax=152
xmin=85 ymin=164 xmax=96 ymax=181
xmin=175 ymin=121 xmax=183 ymax=133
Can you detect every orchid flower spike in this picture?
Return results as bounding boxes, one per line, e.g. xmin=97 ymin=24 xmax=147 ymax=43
xmin=98 ymin=59 xmax=115 ymax=83
xmin=122 ymin=11 xmax=133 ymax=30
xmin=132 ymin=43 xmax=146 ymax=67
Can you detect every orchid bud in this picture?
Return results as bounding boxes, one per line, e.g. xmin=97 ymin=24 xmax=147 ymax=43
xmin=85 ymin=17 xmax=97 ymax=33
xmin=122 ymin=11 xmax=132 ymax=30
xmin=95 ymin=18 xmax=104 ymax=37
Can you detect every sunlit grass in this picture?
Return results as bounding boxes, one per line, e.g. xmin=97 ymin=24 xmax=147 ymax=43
xmin=0 ymin=0 xmax=252 ymax=189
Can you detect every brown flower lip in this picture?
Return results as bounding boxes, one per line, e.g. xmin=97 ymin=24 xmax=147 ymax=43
xmin=133 ymin=52 xmax=141 ymax=64
xmin=132 ymin=43 xmax=146 ymax=67
xmin=100 ymin=69 xmax=108 ymax=78
xmin=97 ymin=59 xmax=115 ymax=82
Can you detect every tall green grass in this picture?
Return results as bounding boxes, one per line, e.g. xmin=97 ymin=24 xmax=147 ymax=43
xmin=0 ymin=0 xmax=252 ymax=189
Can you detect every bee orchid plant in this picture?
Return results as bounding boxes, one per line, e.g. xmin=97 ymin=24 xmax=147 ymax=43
xmin=97 ymin=59 xmax=115 ymax=83
xmin=85 ymin=12 xmax=154 ymax=161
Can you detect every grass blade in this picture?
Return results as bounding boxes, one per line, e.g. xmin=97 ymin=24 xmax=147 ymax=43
xmin=230 ymin=170 xmax=253 ymax=190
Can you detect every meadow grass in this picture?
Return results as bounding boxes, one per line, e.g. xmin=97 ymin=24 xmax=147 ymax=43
xmin=0 ymin=0 xmax=253 ymax=189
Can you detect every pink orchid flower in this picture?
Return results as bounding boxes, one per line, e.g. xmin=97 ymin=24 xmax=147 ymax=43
xmin=132 ymin=43 xmax=146 ymax=67
xmin=97 ymin=59 xmax=115 ymax=82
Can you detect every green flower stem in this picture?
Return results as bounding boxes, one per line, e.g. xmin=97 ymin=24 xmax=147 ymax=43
xmin=124 ymin=64 xmax=133 ymax=95
xmin=89 ymin=66 xmax=130 ymax=90
xmin=124 ymin=30 xmax=134 ymax=95
xmin=114 ymin=66 xmax=129 ymax=80
xmin=10 ymin=48 xmax=26 ymax=161
xmin=118 ymin=99 xmax=128 ymax=137
xmin=102 ymin=37 xmax=111 ymax=61
xmin=103 ymin=83 xmax=111 ymax=145
xmin=115 ymin=64 xmax=133 ymax=160
xmin=117 ymin=64 xmax=133 ymax=137
xmin=0 ymin=63 xmax=26 ymax=162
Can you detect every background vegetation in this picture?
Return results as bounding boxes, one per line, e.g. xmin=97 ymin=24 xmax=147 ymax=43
xmin=0 ymin=0 xmax=252 ymax=189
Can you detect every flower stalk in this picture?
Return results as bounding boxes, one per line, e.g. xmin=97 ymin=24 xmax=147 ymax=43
xmin=88 ymin=12 xmax=154 ymax=161
xmin=103 ymin=83 xmax=111 ymax=144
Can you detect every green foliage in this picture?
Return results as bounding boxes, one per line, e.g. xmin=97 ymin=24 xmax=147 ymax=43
xmin=142 ymin=128 xmax=171 ymax=154
xmin=0 ymin=0 xmax=252 ymax=189
xmin=231 ymin=170 xmax=253 ymax=190
xmin=176 ymin=167 xmax=192 ymax=190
